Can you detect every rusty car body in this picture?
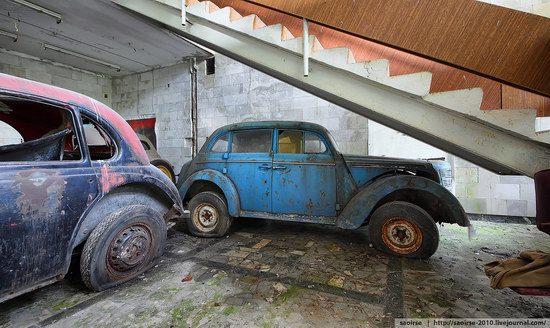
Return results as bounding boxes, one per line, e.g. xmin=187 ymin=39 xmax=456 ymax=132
xmin=177 ymin=121 xmax=468 ymax=259
xmin=0 ymin=73 xmax=182 ymax=303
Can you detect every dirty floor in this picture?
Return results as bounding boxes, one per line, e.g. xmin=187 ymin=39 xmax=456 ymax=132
xmin=1 ymin=219 xmax=550 ymax=328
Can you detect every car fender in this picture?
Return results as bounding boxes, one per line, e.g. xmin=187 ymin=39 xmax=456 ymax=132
xmin=179 ymin=169 xmax=241 ymax=217
xmin=336 ymin=175 xmax=468 ymax=229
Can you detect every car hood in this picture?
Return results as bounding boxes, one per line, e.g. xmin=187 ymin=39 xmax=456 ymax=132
xmin=342 ymin=154 xmax=434 ymax=170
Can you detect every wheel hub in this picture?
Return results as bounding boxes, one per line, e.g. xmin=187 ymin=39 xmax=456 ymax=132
xmin=108 ymin=224 xmax=152 ymax=272
xmin=381 ymin=217 xmax=423 ymax=254
xmin=197 ymin=204 xmax=219 ymax=229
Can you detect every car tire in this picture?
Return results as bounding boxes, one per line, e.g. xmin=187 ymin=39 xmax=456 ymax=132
xmin=80 ymin=205 xmax=167 ymax=291
xmin=187 ymin=191 xmax=232 ymax=237
xmin=151 ymin=159 xmax=176 ymax=184
xmin=367 ymin=201 xmax=439 ymax=259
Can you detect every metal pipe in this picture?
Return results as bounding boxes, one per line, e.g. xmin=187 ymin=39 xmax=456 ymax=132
xmin=190 ymin=58 xmax=198 ymax=157
xmin=303 ymin=18 xmax=309 ymax=77
xmin=181 ymin=0 xmax=186 ymax=26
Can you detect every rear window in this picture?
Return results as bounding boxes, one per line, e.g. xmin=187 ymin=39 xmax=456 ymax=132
xmin=211 ymin=134 xmax=229 ymax=153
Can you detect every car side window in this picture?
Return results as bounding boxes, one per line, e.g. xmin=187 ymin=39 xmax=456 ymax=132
xmin=210 ymin=133 xmax=229 ymax=153
xmin=278 ymin=130 xmax=302 ymax=154
xmin=140 ymin=140 xmax=151 ymax=150
xmin=304 ymin=132 xmax=327 ymax=154
xmin=231 ymin=130 xmax=272 ymax=153
xmin=0 ymin=95 xmax=82 ymax=162
xmin=278 ymin=130 xmax=328 ymax=154
xmin=82 ymin=116 xmax=116 ymax=160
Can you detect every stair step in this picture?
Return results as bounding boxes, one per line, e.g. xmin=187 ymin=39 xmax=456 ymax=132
xmin=280 ymin=36 xmax=324 ymax=54
xmin=424 ymin=88 xmax=483 ymax=116
xmin=187 ymin=1 xmax=210 ymax=16
xmin=478 ymin=108 xmax=550 ymax=142
xmin=230 ymin=14 xmax=266 ymax=31
xmin=383 ymin=72 xmax=432 ymax=97
xmin=311 ymin=47 xmax=355 ymax=66
xmin=348 ymin=60 xmax=390 ymax=80
xmin=208 ymin=6 xmax=242 ymax=24
xmin=248 ymin=24 xmax=294 ymax=44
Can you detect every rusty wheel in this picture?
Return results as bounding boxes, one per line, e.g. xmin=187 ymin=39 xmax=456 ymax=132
xmin=381 ymin=217 xmax=423 ymax=254
xmin=367 ymin=201 xmax=439 ymax=259
xmin=80 ymin=205 xmax=166 ymax=291
xmin=187 ymin=191 xmax=232 ymax=237
xmin=107 ymin=224 xmax=153 ymax=274
xmin=192 ymin=204 xmax=219 ymax=233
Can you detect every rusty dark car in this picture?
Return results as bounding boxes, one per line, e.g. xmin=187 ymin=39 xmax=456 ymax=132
xmin=0 ymin=73 xmax=182 ymax=303
xmin=177 ymin=121 xmax=468 ymax=259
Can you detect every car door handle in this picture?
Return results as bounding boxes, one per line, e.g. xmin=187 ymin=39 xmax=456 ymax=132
xmin=259 ymin=164 xmax=272 ymax=170
xmin=272 ymin=165 xmax=286 ymax=170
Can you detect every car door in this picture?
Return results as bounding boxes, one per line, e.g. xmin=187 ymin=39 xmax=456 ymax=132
xmin=0 ymin=96 xmax=99 ymax=298
xmin=272 ymin=129 xmax=337 ymax=217
xmin=225 ymin=129 xmax=273 ymax=212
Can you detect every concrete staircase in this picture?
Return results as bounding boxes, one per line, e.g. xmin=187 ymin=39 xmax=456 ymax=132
xmin=114 ymin=0 xmax=550 ymax=178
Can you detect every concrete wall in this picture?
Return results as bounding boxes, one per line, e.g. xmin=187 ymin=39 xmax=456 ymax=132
xmin=452 ymin=156 xmax=535 ymax=216
xmin=196 ymin=54 xmax=369 ymax=156
xmin=111 ymin=63 xmax=193 ymax=171
xmin=0 ymin=49 xmax=112 ymax=106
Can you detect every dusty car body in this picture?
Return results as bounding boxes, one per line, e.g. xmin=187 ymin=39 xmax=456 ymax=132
xmin=0 ymin=73 xmax=182 ymax=303
xmin=137 ymin=133 xmax=176 ymax=183
xmin=177 ymin=121 xmax=468 ymax=258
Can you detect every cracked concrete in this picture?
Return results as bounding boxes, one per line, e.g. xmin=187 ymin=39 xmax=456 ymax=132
xmin=1 ymin=219 xmax=549 ymax=328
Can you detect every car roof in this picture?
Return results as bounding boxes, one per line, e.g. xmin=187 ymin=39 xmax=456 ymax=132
xmin=212 ymin=121 xmax=330 ymax=135
xmin=0 ymin=73 xmax=148 ymax=163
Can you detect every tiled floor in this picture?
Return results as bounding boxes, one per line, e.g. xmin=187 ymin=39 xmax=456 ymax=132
xmin=1 ymin=218 xmax=549 ymax=327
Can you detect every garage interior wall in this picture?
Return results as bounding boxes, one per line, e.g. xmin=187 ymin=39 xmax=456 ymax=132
xmin=0 ymin=49 xmax=112 ymax=104
xmin=195 ymin=55 xmax=369 ymax=156
xmin=111 ymin=63 xmax=194 ymax=171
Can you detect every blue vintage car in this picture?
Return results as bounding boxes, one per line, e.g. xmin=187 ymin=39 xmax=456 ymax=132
xmin=177 ymin=121 xmax=468 ymax=258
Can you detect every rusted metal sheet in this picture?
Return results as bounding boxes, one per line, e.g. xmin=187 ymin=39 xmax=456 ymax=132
xmin=244 ymin=0 xmax=550 ymax=98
